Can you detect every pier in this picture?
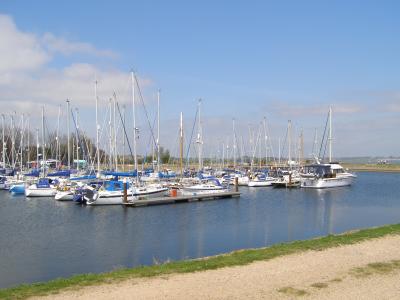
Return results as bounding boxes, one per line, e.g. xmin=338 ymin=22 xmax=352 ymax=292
xmin=123 ymin=191 xmax=241 ymax=207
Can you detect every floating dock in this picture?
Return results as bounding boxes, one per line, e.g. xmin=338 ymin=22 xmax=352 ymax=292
xmin=123 ymin=191 xmax=241 ymax=207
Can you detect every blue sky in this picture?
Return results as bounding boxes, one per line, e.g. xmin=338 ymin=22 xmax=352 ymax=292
xmin=0 ymin=1 xmax=399 ymax=158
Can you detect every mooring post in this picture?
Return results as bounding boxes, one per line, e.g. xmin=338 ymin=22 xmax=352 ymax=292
xmin=234 ymin=177 xmax=239 ymax=192
xmin=123 ymin=178 xmax=128 ymax=204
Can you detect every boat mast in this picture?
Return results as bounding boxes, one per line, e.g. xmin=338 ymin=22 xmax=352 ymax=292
xmin=278 ymin=137 xmax=281 ymax=165
xmin=240 ymin=136 xmax=245 ymax=166
xmin=2 ymin=115 xmax=5 ymax=168
xmin=113 ymin=92 xmax=117 ymax=171
xmin=36 ymin=128 xmax=39 ymax=171
xmin=20 ymin=114 xmax=24 ymax=170
xmin=56 ymin=105 xmax=61 ymax=168
xmin=66 ymin=99 xmax=71 ymax=169
xmin=157 ymin=89 xmax=161 ymax=173
xmin=122 ymin=105 xmax=126 ymax=172
xmin=196 ymin=99 xmax=203 ymax=171
xmin=263 ymin=117 xmax=268 ymax=166
xmin=328 ymin=106 xmax=332 ymax=163
xmin=11 ymin=113 xmax=15 ymax=169
xmin=248 ymin=123 xmax=252 ymax=167
xmin=288 ymin=120 xmax=291 ymax=166
xmin=259 ymin=124 xmax=262 ymax=169
xmin=299 ymin=128 xmax=304 ymax=166
xmin=95 ymin=79 xmax=100 ymax=175
xmin=222 ymin=142 xmax=225 ymax=169
xmin=312 ymin=128 xmax=318 ymax=161
xmin=131 ymin=71 xmax=138 ymax=180
xmin=180 ymin=111 xmax=183 ymax=177
xmin=41 ymin=106 xmax=45 ymax=177
xmin=75 ymin=108 xmax=79 ymax=171
xmin=108 ymin=98 xmax=112 ymax=169
xmin=232 ymin=118 xmax=236 ymax=170
xmin=27 ymin=114 xmax=30 ymax=167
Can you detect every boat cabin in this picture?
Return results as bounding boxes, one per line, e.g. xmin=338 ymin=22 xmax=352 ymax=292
xmin=303 ymin=163 xmax=345 ymax=178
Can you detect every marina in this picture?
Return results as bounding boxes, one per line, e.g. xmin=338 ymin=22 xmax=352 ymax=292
xmin=1 ymin=2 xmax=400 ymax=298
xmin=1 ymin=171 xmax=399 ymax=289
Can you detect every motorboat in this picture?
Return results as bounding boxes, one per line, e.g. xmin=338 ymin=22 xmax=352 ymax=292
xmin=181 ymin=178 xmax=228 ymax=196
xmin=248 ymin=173 xmax=275 ymax=187
xmin=300 ymin=163 xmax=356 ymax=188
xmin=272 ymin=170 xmax=301 ymax=188
xmin=55 ymin=181 xmax=83 ymax=201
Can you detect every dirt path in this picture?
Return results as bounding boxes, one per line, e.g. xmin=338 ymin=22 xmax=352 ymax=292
xmin=35 ymin=235 xmax=400 ymax=299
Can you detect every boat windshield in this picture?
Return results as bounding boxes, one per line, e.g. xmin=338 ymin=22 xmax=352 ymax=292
xmin=304 ymin=165 xmax=331 ymax=177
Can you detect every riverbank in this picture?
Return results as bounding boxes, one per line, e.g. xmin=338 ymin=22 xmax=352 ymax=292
xmin=342 ymin=163 xmax=400 ymax=172
xmin=2 ymin=224 xmax=400 ymax=299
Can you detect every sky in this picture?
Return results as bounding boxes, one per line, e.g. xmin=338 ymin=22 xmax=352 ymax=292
xmin=0 ymin=0 xmax=399 ymax=159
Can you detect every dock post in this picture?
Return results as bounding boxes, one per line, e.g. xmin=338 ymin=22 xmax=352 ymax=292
xmin=123 ymin=178 xmax=128 ymax=204
xmin=234 ymin=177 xmax=238 ymax=192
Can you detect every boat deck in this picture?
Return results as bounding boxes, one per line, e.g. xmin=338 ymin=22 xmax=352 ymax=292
xmin=122 ymin=191 xmax=241 ymax=207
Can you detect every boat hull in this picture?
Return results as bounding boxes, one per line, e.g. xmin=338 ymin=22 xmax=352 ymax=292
xmin=86 ymin=188 xmax=169 ymax=205
xmin=248 ymin=178 xmax=275 ymax=187
xmin=9 ymin=184 xmax=25 ymax=194
xmin=301 ymin=175 xmax=355 ymax=188
xmin=25 ymin=187 xmax=56 ymax=197
xmin=0 ymin=183 xmax=9 ymax=190
xmin=55 ymin=191 xmax=74 ymax=201
xmin=181 ymin=188 xmax=228 ymax=196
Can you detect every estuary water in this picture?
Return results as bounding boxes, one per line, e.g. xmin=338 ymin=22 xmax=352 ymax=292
xmin=0 ymin=172 xmax=399 ymax=288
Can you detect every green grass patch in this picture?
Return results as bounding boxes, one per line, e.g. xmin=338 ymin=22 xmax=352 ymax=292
xmin=342 ymin=163 xmax=400 ymax=173
xmin=329 ymin=277 xmax=343 ymax=283
xmin=278 ymin=286 xmax=308 ymax=296
xmin=350 ymin=259 xmax=400 ymax=278
xmin=310 ymin=282 xmax=328 ymax=289
xmin=2 ymin=223 xmax=400 ymax=300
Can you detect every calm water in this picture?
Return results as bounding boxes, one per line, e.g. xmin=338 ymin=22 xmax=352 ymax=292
xmin=1 ymin=172 xmax=399 ymax=288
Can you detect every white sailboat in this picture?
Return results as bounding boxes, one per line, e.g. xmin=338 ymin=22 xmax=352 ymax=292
xmin=25 ymin=178 xmax=57 ymax=197
xmin=25 ymin=107 xmax=58 ymax=197
xmin=272 ymin=120 xmax=301 ymax=188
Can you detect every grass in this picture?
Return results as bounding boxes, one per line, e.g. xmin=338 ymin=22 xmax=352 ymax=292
xmin=350 ymin=260 xmax=400 ymax=278
xmin=2 ymin=224 xmax=400 ymax=300
xmin=310 ymin=282 xmax=328 ymax=289
xmin=342 ymin=163 xmax=400 ymax=173
xmin=277 ymin=286 xmax=308 ymax=296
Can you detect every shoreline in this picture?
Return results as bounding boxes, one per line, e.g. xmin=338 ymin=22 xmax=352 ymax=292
xmin=341 ymin=164 xmax=400 ymax=173
xmin=2 ymin=223 xmax=400 ymax=299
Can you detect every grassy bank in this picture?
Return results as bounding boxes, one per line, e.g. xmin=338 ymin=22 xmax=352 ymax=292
xmin=2 ymin=224 xmax=400 ymax=300
xmin=342 ymin=163 xmax=400 ymax=173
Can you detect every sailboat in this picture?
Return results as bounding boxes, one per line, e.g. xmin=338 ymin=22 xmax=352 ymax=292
xmin=25 ymin=107 xmax=58 ymax=197
xmin=85 ymin=72 xmax=168 ymax=205
xmin=272 ymin=120 xmax=301 ymax=188
xmin=300 ymin=107 xmax=356 ymax=188
xmin=25 ymin=177 xmax=58 ymax=197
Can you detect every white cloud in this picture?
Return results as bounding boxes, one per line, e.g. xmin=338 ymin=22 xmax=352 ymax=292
xmin=42 ymin=33 xmax=117 ymax=58
xmin=0 ymin=14 xmax=150 ymax=117
xmin=0 ymin=15 xmax=50 ymax=73
xmin=270 ymin=102 xmax=363 ymax=118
